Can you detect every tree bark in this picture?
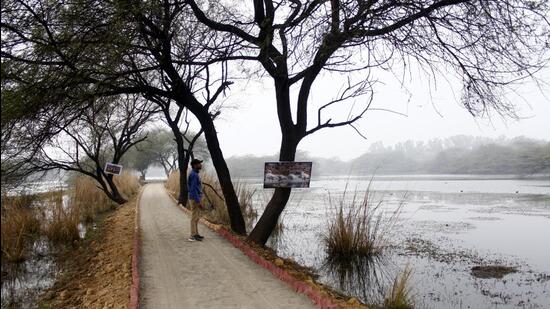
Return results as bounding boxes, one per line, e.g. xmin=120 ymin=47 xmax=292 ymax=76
xmin=172 ymin=129 xmax=189 ymax=207
xmin=196 ymin=110 xmax=247 ymax=235
xmin=248 ymin=134 xmax=299 ymax=244
xmin=97 ymin=172 xmax=128 ymax=205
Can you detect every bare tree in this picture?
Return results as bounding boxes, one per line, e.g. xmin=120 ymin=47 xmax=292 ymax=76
xmin=1 ymin=0 xmax=248 ymax=234
xmin=30 ymin=95 xmax=158 ymax=204
xmin=185 ymin=0 xmax=549 ymax=244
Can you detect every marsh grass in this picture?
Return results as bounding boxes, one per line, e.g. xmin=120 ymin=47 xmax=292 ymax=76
xmin=71 ymin=176 xmax=113 ymax=222
xmin=323 ymin=182 xmax=405 ymax=258
xmin=42 ymin=191 xmax=80 ymax=243
xmin=384 ymin=266 xmax=414 ymax=309
xmin=1 ymin=194 xmax=41 ymax=262
xmin=71 ymin=172 xmax=140 ymax=222
xmin=1 ymin=172 xmax=140 ymax=262
xmin=323 ymin=254 xmax=392 ymax=304
xmin=113 ymin=170 xmax=140 ymax=198
xmin=165 ymin=170 xmax=180 ymax=197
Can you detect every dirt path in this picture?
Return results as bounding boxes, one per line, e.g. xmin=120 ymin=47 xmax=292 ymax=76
xmin=139 ymin=183 xmax=315 ymax=309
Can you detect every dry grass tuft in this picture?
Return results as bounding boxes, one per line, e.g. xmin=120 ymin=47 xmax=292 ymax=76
xmin=70 ymin=171 xmax=140 ymax=222
xmin=113 ymin=170 xmax=140 ymax=199
xmin=384 ymin=266 xmax=414 ymax=309
xmin=71 ymin=176 xmax=113 ymax=222
xmin=43 ymin=191 xmax=81 ymax=243
xmin=1 ymin=171 xmax=141 ymax=262
xmin=0 ymin=194 xmax=41 ymax=262
xmin=165 ymin=170 xmax=180 ymax=197
xmin=323 ymin=184 xmax=404 ymax=258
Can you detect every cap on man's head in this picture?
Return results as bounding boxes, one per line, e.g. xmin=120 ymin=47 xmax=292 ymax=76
xmin=190 ymin=159 xmax=203 ymax=166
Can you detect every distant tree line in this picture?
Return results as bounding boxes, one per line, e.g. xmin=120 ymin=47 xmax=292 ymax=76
xmin=226 ymin=136 xmax=550 ymax=177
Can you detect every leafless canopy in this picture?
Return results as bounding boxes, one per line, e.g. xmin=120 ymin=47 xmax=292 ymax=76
xmin=30 ymin=95 xmax=158 ymax=203
xmin=187 ymin=0 xmax=549 ymax=133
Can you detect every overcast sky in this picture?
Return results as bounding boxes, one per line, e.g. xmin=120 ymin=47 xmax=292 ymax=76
xmin=187 ymin=66 xmax=550 ymax=161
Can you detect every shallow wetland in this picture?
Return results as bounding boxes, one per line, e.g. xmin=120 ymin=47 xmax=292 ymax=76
xmin=247 ymin=175 xmax=550 ymax=308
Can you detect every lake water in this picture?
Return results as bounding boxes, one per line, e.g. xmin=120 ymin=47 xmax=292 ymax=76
xmin=243 ymin=175 xmax=550 ymax=308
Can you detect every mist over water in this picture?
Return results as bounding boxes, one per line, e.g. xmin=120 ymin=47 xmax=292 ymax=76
xmin=224 ymin=136 xmax=550 ymax=178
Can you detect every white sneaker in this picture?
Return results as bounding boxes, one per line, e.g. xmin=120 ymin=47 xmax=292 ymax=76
xmin=188 ymin=236 xmax=197 ymax=242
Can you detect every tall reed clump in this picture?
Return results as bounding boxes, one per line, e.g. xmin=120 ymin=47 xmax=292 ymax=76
xmin=71 ymin=176 xmax=113 ymax=222
xmin=0 ymin=194 xmax=41 ymax=262
xmin=323 ymin=184 xmax=404 ymax=258
xmin=165 ymin=170 xmax=180 ymax=197
xmin=43 ymin=190 xmax=81 ymax=243
xmin=383 ymin=266 xmax=414 ymax=309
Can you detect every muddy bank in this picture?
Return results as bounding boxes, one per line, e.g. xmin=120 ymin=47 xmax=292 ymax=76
xmin=39 ymin=199 xmax=135 ymax=308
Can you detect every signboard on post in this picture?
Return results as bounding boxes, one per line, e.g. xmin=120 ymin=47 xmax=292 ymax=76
xmin=263 ymin=162 xmax=312 ymax=188
xmin=104 ymin=163 xmax=123 ymax=175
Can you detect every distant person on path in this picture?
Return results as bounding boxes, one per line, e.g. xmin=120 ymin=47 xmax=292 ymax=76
xmin=188 ymin=159 xmax=204 ymax=242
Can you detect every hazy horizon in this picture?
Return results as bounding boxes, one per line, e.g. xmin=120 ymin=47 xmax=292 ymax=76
xmin=203 ymin=66 xmax=550 ymax=161
xmin=221 ymin=135 xmax=550 ymax=161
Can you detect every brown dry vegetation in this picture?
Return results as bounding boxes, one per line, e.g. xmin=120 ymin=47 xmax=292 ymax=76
xmin=113 ymin=170 xmax=141 ymax=198
xmin=383 ymin=266 xmax=414 ymax=309
xmin=40 ymin=194 xmax=136 ymax=308
xmin=165 ymin=170 xmax=180 ymax=197
xmin=324 ymin=187 xmax=404 ymax=258
xmin=72 ymin=176 xmax=113 ymax=222
xmin=42 ymin=190 xmax=81 ymax=244
xmin=69 ymin=171 xmax=140 ymax=223
xmin=2 ymin=172 xmax=141 ymax=260
xmin=0 ymin=194 xmax=41 ymax=262
xmin=38 ymin=172 xmax=140 ymax=307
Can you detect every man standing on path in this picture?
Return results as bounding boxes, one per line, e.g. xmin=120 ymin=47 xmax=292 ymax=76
xmin=188 ymin=159 xmax=205 ymax=242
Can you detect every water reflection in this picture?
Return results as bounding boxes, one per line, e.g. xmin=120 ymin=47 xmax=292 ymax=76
xmin=1 ymin=248 xmax=58 ymax=308
xmin=322 ymin=254 xmax=395 ymax=304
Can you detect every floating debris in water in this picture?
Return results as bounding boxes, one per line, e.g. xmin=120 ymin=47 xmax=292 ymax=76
xmin=471 ymin=265 xmax=518 ymax=279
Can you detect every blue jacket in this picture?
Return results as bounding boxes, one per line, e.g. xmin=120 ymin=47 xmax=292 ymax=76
xmin=188 ymin=169 xmax=202 ymax=202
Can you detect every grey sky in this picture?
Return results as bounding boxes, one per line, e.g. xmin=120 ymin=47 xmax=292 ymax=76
xmin=210 ymin=66 xmax=550 ymax=160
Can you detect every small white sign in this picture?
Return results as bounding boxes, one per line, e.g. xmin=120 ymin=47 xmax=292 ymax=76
xmin=104 ymin=163 xmax=123 ymax=175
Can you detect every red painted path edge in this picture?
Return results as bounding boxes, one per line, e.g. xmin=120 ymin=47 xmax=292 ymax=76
xmin=128 ymin=187 xmax=144 ymax=309
xmin=173 ymin=199 xmax=341 ymax=309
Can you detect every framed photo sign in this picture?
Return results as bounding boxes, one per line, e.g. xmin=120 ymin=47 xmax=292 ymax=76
xmin=104 ymin=163 xmax=123 ymax=175
xmin=263 ymin=162 xmax=312 ymax=188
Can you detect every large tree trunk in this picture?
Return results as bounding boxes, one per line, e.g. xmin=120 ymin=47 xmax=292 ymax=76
xmin=100 ymin=174 xmax=128 ymax=205
xmin=197 ymin=111 xmax=247 ymax=235
xmin=248 ymin=78 xmax=303 ymax=245
xmin=176 ymin=136 xmax=189 ymax=206
xmin=248 ymin=134 xmax=299 ymax=245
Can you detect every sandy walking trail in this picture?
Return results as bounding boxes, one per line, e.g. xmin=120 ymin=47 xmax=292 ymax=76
xmin=139 ymin=183 xmax=315 ymax=309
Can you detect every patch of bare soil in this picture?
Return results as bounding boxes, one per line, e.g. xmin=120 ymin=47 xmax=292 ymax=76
xmin=39 ymin=199 xmax=135 ymax=308
xmin=471 ymin=265 xmax=517 ymax=279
